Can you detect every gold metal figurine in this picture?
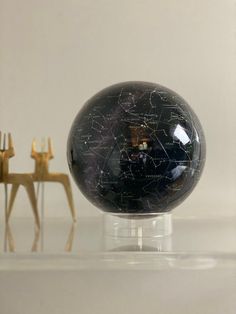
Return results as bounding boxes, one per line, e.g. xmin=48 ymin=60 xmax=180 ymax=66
xmin=0 ymin=132 xmax=40 ymax=228
xmin=31 ymin=138 xmax=76 ymax=221
xmin=7 ymin=137 xmax=76 ymax=222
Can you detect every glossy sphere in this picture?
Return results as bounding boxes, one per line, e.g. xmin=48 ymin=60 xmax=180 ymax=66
xmin=67 ymin=82 xmax=206 ymax=216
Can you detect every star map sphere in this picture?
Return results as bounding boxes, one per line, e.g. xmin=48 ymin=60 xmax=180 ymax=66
xmin=67 ymin=81 xmax=206 ymax=217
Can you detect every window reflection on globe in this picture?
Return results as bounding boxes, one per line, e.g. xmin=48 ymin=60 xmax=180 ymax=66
xmin=67 ymin=81 xmax=206 ymax=217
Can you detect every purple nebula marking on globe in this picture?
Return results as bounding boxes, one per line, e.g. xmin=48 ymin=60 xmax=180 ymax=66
xmin=67 ymin=81 xmax=206 ymax=216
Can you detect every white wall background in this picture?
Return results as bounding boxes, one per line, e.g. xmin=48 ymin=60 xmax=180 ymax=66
xmin=0 ymin=0 xmax=236 ymax=219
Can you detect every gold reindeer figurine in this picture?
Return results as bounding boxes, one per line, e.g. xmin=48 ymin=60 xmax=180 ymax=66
xmin=0 ymin=132 xmax=40 ymax=228
xmin=8 ymin=137 xmax=76 ymax=222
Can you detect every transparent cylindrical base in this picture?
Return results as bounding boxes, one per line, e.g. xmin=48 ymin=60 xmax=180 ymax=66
xmin=104 ymin=213 xmax=172 ymax=238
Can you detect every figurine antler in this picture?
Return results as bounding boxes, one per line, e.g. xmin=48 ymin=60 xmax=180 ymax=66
xmin=48 ymin=137 xmax=54 ymax=159
xmin=0 ymin=132 xmax=7 ymax=151
xmin=0 ymin=132 xmax=15 ymax=158
xmin=7 ymin=133 xmax=15 ymax=158
xmin=31 ymin=138 xmax=37 ymax=158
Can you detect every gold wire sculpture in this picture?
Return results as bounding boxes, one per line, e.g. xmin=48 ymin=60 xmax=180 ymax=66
xmin=7 ymin=137 xmax=76 ymax=222
xmin=0 ymin=132 xmax=40 ymax=228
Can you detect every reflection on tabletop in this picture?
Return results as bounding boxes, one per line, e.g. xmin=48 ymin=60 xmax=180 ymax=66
xmin=1 ymin=215 xmax=173 ymax=254
xmin=1 ymin=215 xmax=236 ymax=255
xmin=3 ymin=220 xmax=76 ymax=253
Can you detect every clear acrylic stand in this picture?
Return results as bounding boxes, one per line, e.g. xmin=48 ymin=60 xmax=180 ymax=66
xmin=103 ymin=213 xmax=172 ymax=238
xmin=103 ymin=213 xmax=173 ymax=252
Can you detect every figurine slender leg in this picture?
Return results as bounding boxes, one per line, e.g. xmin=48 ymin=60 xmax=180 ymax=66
xmin=4 ymin=184 xmax=8 ymax=223
xmin=7 ymin=184 xmax=20 ymax=222
xmin=65 ymin=222 xmax=76 ymax=252
xmin=23 ymin=179 xmax=40 ymax=229
xmin=6 ymin=223 xmax=15 ymax=252
xmin=59 ymin=175 xmax=76 ymax=222
xmin=49 ymin=174 xmax=76 ymax=221
xmin=6 ymin=174 xmax=40 ymax=228
xmin=31 ymin=227 xmax=40 ymax=252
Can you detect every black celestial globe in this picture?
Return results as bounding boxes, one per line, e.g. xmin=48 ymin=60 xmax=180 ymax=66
xmin=67 ymin=81 xmax=206 ymax=217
